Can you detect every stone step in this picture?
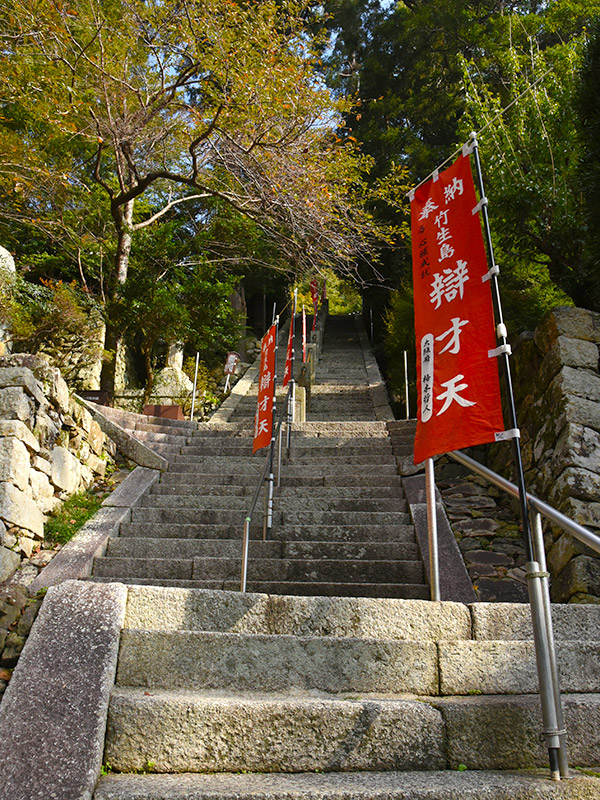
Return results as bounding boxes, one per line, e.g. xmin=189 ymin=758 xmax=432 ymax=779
xmin=150 ymin=484 xmax=405 ymax=499
xmin=122 ymin=586 xmax=472 ymax=638
xmin=158 ymin=473 xmax=404 ymax=488
xmin=166 ymin=462 xmax=399 ymax=476
xmin=172 ymin=453 xmax=397 ymax=466
xmin=93 ymin=555 xmax=425 ymax=584
xmin=104 ymin=689 xmax=446 ymax=773
xmin=140 ymin=495 xmax=408 ymax=513
xmin=106 ymin=537 xmax=421 ymax=562
xmin=90 ymin=576 xmax=429 ymax=596
xmin=180 ymin=443 xmax=393 ymax=456
xmin=128 ymin=507 xmax=411 ymax=526
xmin=93 ymin=769 xmax=600 ymax=800
xmin=119 ymin=522 xmax=417 ymax=543
xmin=116 ymin=630 xmax=438 ymax=694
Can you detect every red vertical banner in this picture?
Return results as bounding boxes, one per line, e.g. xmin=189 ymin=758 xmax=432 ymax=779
xmin=302 ymin=306 xmax=307 ymax=362
xmin=412 ymin=153 xmax=504 ymax=464
xmin=282 ymin=311 xmax=294 ymax=389
xmin=253 ymin=322 xmax=277 ymax=453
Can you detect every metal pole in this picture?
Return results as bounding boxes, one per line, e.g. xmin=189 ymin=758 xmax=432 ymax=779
xmin=471 ymin=131 xmax=560 ymax=778
xmin=287 ymin=289 xmax=297 ymax=448
xmin=425 ymin=458 xmax=440 ymax=601
xmin=403 ymin=350 xmax=410 ymax=420
xmin=369 ymin=306 xmax=374 ymax=342
xmin=224 ymin=373 xmax=231 ymax=394
xmin=190 ymin=352 xmax=200 ymax=421
xmin=241 ymin=517 xmax=251 ymax=592
xmin=533 ymin=512 xmax=569 ymax=777
xmin=277 ymin=422 xmax=283 ymax=488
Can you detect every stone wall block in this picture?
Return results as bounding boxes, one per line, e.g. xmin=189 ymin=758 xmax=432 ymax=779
xmin=32 ymin=455 xmax=51 ymax=477
xmin=87 ymin=420 xmax=104 ymax=456
xmin=547 ymin=532 xmax=597 ymax=578
xmin=564 ymin=395 xmax=600 ymax=434
xmin=0 ymin=420 xmax=39 ymax=453
xmin=552 ymin=555 xmax=600 ymax=603
xmin=33 ymin=410 xmax=60 ymax=449
xmin=537 ymin=336 xmax=599 ymax=392
xmin=561 ymin=497 xmax=600 ymax=531
xmin=0 ymin=546 xmax=20 ymax=583
xmin=534 ymin=307 xmax=600 ymax=353
xmin=551 ymin=466 xmax=600 ymax=506
xmin=0 ymin=367 xmax=46 ymax=405
xmin=50 ymin=446 xmax=81 ymax=493
xmin=0 ymin=438 xmax=30 ymax=492
xmin=86 ymin=454 xmax=106 ymax=477
xmin=551 ymin=423 xmax=600 ymax=477
xmin=0 ymin=483 xmax=43 ymax=537
xmin=29 ymin=469 xmax=56 ymax=514
xmin=0 ymin=388 xmax=34 ymax=427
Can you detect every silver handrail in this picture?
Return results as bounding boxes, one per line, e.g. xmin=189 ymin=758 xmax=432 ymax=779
xmin=448 ymin=449 xmax=600 ymax=554
xmin=240 ymin=388 xmax=292 ymax=592
xmin=447 ymin=447 xmax=600 ymax=779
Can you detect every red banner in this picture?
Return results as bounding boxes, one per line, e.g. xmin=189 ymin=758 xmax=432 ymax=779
xmin=253 ymin=322 xmax=277 ymax=453
xmin=282 ymin=318 xmax=294 ymax=388
xmin=412 ymin=153 xmax=504 ymax=463
xmin=302 ymin=306 xmax=307 ymax=362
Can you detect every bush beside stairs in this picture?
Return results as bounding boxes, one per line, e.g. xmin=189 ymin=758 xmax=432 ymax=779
xmin=0 ymin=315 xmax=599 ymax=799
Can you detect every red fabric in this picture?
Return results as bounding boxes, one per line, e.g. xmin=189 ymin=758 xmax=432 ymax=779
xmin=302 ymin=306 xmax=307 ymax=362
xmin=282 ymin=319 xmax=294 ymax=388
xmin=412 ymin=153 xmax=504 ymax=463
xmin=253 ymin=322 xmax=277 ymax=453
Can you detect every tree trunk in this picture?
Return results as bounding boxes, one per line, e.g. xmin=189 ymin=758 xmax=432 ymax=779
xmin=100 ymin=200 xmax=135 ymax=398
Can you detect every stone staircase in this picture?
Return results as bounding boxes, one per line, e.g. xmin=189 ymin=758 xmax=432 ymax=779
xmin=90 ymin=315 xmax=429 ymax=599
xmin=2 ymin=313 xmax=599 ymax=799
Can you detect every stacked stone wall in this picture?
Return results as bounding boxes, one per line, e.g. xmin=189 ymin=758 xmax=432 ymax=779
xmin=0 ymin=354 xmax=113 ymax=587
xmin=498 ymin=307 xmax=600 ymax=603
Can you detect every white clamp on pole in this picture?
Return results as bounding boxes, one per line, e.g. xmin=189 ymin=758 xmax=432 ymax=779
xmin=488 ymin=344 xmax=512 ymax=358
xmin=494 ymin=428 xmax=521 ymax=442
xmin=482 ymin=265 xmax=500 ymax=283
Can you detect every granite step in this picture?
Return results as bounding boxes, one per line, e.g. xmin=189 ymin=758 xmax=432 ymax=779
xmin=93 ymin=555 xmax=425 ymax=584
xmin=106 ymin=537 xmax=420 ymax=562
xmin=93 ymin=769 xmax=600 ymax=800
xmin=140 ymin=495 xmax=408 ymax=513
xmin=119 ymin=522 xmax=417 ymax=543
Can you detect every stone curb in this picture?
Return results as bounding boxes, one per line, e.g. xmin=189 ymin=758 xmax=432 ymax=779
xmin=0 ymin=580 xmax=127 ymax=800
xmin=354 ymin=315 xmax=395 ymax=421
xmin=403 ymin=474 xmax=477 ymax=604
xmin=28 ymin=466 xmax=160 ymax=595
xmin=75 ymin=396 xmax=168 ymax=471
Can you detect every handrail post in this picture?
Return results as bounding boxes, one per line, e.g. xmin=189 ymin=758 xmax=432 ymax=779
xmin=425 ymin=458 xmax=440 ymax=601
xmin=532 ymin=511 xmax=569 ymax=777
xmin=525 ymin=558 xmax=562 ymax=781
xmin=241 ymin=517 xmax=251 ymax=593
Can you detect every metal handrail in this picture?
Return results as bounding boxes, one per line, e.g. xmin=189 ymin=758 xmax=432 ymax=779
xmin=240 ymin=387 xmax=292 ymax=592
xmin=448 ymin=449 xmax=600 ymax=554
xmin=446 ymin=447 xmax=600 ymax=779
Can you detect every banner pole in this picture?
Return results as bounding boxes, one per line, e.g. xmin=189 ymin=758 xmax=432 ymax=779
xmin=470 ymin=131 xmax=565 ymax=780
xmin=425 ymin=458 xmax=440 ymax=601
xmin=403 ymin=350 xmax=410 ymax=420
xmin=190 ymin=352 xmax=200 ymax=422
xmin=264 ymin=314 xmax=279 ymax=541
xmin=287 ymin=289 xmax=297 ymax=447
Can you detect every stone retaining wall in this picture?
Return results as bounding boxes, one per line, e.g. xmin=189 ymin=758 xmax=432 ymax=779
xmin=0 ymin=354 xmax=113 ymax=586
xmin=497 ymin=307 xmax=600 ymax=603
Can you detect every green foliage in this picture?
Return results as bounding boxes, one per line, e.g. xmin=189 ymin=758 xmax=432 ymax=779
xmin=294 ymin=269 xmax=362 ymax=315
xmin=0 ymin=272 xmax=105 ymax=384
xmin=383 ymin=285 xmax=416 ymax=413
xmin=45 ymin=491 xmax=104 ymax=545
